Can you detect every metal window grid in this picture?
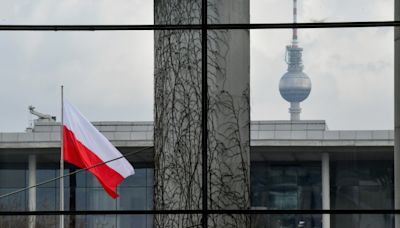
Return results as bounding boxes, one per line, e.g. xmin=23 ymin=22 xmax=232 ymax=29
xmin=1 ymin=1 xmax=400 ymax=228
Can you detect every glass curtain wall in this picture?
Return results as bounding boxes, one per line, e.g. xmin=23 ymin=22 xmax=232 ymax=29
xmin=0 ymin=0 xmax=396 ymax=228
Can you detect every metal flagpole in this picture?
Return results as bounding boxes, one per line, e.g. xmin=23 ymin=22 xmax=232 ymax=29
xmin=60 ymin=85 xmax=64 ymax=228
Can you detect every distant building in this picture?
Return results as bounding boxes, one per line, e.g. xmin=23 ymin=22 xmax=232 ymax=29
xmin=0 ymin=1 xmax=395 ymax=228
xmin=0 ymin=119 xmax=393 ymax=227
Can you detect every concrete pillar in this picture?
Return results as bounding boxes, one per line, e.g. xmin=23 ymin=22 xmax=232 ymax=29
xmin=154 ymin=1 xmax=250 ymax=227
xmin=395 ymin=0 xmax=400 ymax=227
xmin=322 ymin=153 xmax=330 ymax=228
xmin=28 ymin=154 xmax=36 ymax=228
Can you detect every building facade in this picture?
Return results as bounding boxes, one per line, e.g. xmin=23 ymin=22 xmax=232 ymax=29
xmin=0 ymin=119 xmax=394 ymax=228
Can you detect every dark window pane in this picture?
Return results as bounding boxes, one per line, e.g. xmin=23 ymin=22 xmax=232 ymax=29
xmin=75 ymin=188 xmax=87 ymax=210
xmin=117 ymin=187 xmax=146 ymax=210
xmin=147 ymin=186 xmax=154 ymax=210
xmin=146 ymin=168 xmax=154 ymax=187
xmin=0 ymin=216 xmax=28 ymax=227
xmin=55 ymin=187 xmax=70 ymax=211
xmin=120 ymin=168 xmax=147 ymax=187
xmin=36 ymin=215 xmax=57 ymax=227
xmin=86 ymin=215 xmax=116 ymax=228
xmin=118 ymin=215 xmax=147 ymax=228
xmin=86 ymin=188 xmax=116 ymax=210
xmin=359 ymin=186 xmax=393 ymax=209
xmin=37 ymin=169 xmax=56 ymax=188
xmin=37 ymin=187 xmax=56 ymax=210
xmin=86 ymin=172 xmax=102 ymax=188
xmin=0 ymin=169 xmax=26 ymax=188
xmin=332 ymin=214 xmax=394 ymax=228
xmin=0 ymin=188 xmax=26 ymax=211
xmin=75 ymin=171 xmax=86 ymax=188
xmin=251 ymin=162 xmax=321 ymax=210
xmin=331 ymin=160 xmax=394 ymax=210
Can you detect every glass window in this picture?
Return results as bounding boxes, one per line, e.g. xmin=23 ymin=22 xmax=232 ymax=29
xmin=146 ymin=168 xmax=154 ymax=187
xmin=0 ymin=188 xmax=26 ymax=211
xmin=118 ymin=215 xmax=148 ymax=228
xmin=250 ymin=0 xmax=393 ymax=24
xmin=251 ymin=162 xmax=321 ymax=210
xmin=37 ymin=187 xmax=56 ymax=210
xmin=0 ymin=168 xmax=26 ymax=188
xmin=331 ymin=159 xmax=394 ymax=210
xmin=75 ymin=188 xmax=87 ymax=210
xmin=332 ymin=214 xmax=394 ymax=228
xmin=37 ymin=169 xmax=56 ymax=188
xmin=117 ymin=187 xmax=147 ymax=210
xmin=86 ymin=215 xmax=117 ymax=228
xmin=0 ymin=2 xmax=396 ymax=228
xmin=75 ymin=170 xmax=86 ymax=188
xmin=0 ymin=0 xmax=153 ymax=25
xmin=120 ymin=168 xmax=147 ymax=187
xmin=0 ymin=215 xmax=28 ymax=227
xmin=250 ymin=28 xmax=393 ymax=129
xmin=86 ymin=188 xmax=116 ymax=210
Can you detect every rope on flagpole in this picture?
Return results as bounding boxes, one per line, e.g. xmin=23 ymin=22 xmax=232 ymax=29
xmin=0 ymin=146 xmax=153 ymax=200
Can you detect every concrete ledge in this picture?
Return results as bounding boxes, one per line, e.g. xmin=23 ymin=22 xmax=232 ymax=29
xmin=0 ymin=121 xmax=392 ymax=148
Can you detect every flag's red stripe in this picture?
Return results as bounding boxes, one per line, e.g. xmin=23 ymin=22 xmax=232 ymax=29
xmin=63 ymin=126 xmax=124 ymax=198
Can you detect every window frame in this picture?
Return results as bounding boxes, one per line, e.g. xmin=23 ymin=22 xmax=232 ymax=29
xmin=0 ymin=1 xmax=399 ymax=228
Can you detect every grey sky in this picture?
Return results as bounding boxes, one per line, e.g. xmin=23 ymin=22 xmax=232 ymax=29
xmin=0 ymin=0 xmax=394 ymax=132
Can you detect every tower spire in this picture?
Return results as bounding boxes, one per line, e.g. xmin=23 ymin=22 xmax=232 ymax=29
xmin=279 ymin=0 xmax=311 ymax=121
xmin=292 ymin=0 xmax=298 ymax=46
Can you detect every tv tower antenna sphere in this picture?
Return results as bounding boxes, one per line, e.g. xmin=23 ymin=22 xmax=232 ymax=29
xmin=279 ymin=46 xmax=311 ymax=103
xmin=278 ymin=0 xmax=311 ymax=121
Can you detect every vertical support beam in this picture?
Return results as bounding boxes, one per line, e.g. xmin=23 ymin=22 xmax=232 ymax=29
xmin=395 ymin=0 xmax=400 ymax=227
xmin=322 ymin=153 xmax=330 ymax=228
xmin=154 ymin=2 xmax=203 ymax=227
xmin=154 ymin=1 xmax=249 ymax=227
xmin=28 ymin=154 xmax=36 ymax=228
xmin=201 ymin=0 xmax=208 ymax=227
xmin=69 ymin=167 xmax=76 ymax=228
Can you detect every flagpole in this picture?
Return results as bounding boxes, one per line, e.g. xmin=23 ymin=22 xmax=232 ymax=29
xmin=60 ymin=85 xmax=64 ymax=228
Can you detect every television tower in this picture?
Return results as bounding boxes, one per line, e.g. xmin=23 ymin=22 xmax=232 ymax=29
xmin=279 ymin=0 xmax=311 ymax=121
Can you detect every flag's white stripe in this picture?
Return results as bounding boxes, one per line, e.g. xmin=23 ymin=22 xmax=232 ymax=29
xmin=63 ymin=99 xmax=134 ymax=178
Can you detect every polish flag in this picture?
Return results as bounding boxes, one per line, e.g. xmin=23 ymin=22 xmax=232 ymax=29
xmin=63 ymin=99 xmax=135 ymax=198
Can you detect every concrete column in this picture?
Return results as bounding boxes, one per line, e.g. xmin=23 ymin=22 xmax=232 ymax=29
xmin=395 ymin=0 xmax=400 ymax=227
xmin=154 ymin=1 xmax=250 ymax=227
xmin=28 ymin=154 xmax=36 ymax=228
xmin=322 ymin=153 xmax=330 ymax=228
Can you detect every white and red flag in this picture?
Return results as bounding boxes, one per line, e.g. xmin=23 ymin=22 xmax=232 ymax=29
xmin=62 ymin=99 xmax=135 ymax=198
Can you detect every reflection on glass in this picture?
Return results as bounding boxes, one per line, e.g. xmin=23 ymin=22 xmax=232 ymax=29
xmin=251 ymin=162 xmax=321 ymax=210
xmin=87 ymin=215 xmax=117 ymax=228
xmin=1 ymin=0 xmax=153 ymax=25
xmin=251 ymin=162 xmax=322 ymax=227
xmin=0 ymin=216 xmax=28 ymax=227
xmin=118 ymin=215 xmax=147 ymax=228
xmin=78 ymin=168 xmax=152 ymax=227
xmin=332 ymin=214 xmax=394 ymax=228
xmin=0 ymin=168 xmax=26 ymax=188
xmin=0 ymin=188 xmax=26 ymax=211
xmin=331 ymin=160 xmax=393 ymax=210
xmin=36 ymin=187 xmax=56 ymax=210
xmin=120 ymin=168 xmax=147 ymax=187
xmin=36 ymin=169 xmax=56 ymax=188
xmin=118 ymin=187 xmax=146 ymax=210
xmin=250 ymin=0 xmax=393 ymax=23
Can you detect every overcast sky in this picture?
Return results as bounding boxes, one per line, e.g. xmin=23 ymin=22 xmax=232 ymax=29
xmin=0 ymin=0 xmax=394 ymax=132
